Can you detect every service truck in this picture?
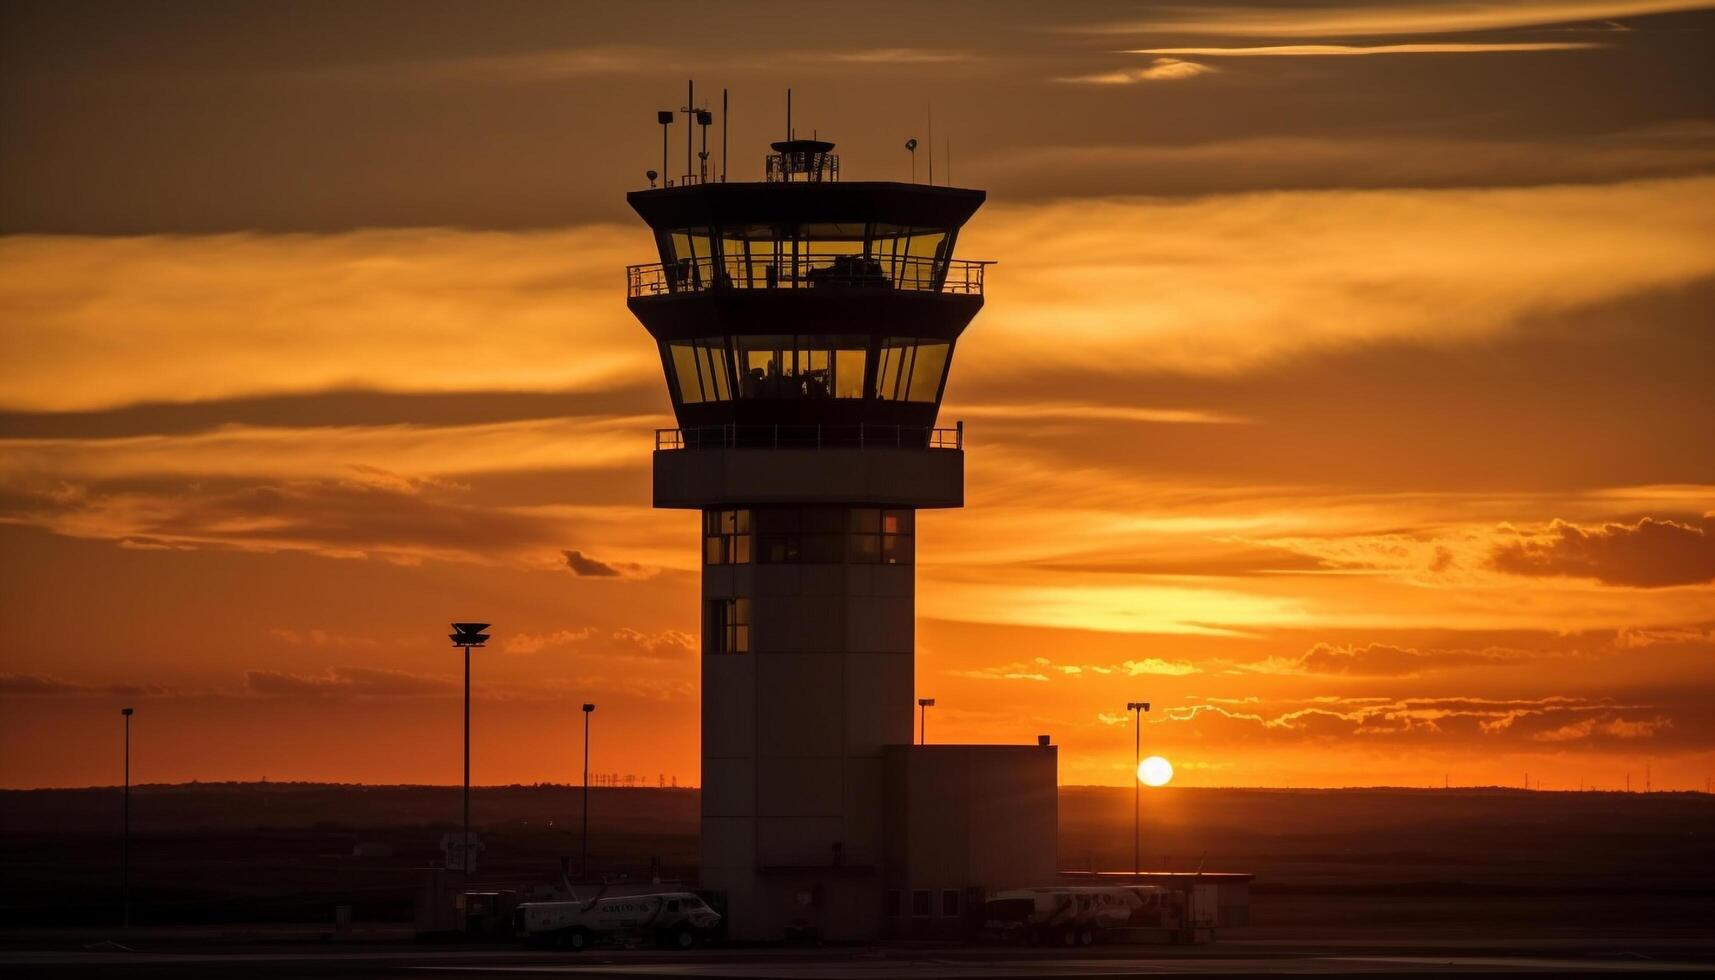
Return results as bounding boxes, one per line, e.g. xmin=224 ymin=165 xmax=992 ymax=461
xmin=984 ymin=885 xmax=1191 ymax=945
xmin=514 ymin=890 xmax=721 ymax=950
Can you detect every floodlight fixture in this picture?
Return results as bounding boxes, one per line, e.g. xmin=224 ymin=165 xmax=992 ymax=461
xmin=646 ymin=169 xmax=658 ymax=188
xmin=450 ymin=622 xmax=490 ymax=647
xmin=657 ymin=110 xmax=674 ymax=187
xmin=905 ymin=138 xmax=918 ymax=182
xmin=917 ymin=698 xmax=936 ymax=745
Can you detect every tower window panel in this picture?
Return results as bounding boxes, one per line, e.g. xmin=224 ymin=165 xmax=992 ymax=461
xmin=834 ymin=348 xmax=867 ymax=398
xmin=903 ymin=230 xmax=948 ymax=290
xmin=755 ymin=506 xmax=846 ymax=564
xmin=698 ymin=341 xmax=732 ymax=401
xmin=670 ymin=340 xmax=733 ymax=404
xmin=874 ymin=341 xmax=911 ymax=401
xmin=669 ymin=343 xmax=705 ymax=404
xmin=703 ymin=509 xmax=752 ymax=565
xmin=737 ymin=335 xmax=788 ymax=398
xmin=905 ymin=343 xmax=950 ymax=403
xmin=735 ymin=335 xmax=867 ymax=399
xmin=666 ymin=227 xmax=714 ymax=291
xmin=874 ymin=339 xmax=950 ymax=403
xmin=850 ymin=507 xmax=913 ymax=565
xmin=704 ymin=597 xmax=751 ymax=654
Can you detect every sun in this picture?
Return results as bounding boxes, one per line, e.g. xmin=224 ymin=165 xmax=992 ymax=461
xmin=1138 ymin=755 xmax=1174 ymax=787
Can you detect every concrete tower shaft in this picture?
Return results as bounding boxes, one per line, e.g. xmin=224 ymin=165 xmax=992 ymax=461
xmin=627 ymin=142 xmax=989 ymax=940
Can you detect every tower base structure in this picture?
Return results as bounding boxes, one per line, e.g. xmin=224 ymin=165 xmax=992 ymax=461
xmin=657 ymin=445 xmax=1057 ymax=941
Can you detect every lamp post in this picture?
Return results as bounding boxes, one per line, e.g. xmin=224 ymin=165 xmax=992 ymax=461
xmin=1126 ymin=701 xmax=1151 ymax=877
xmin=120 ymin=706 xmax=133 ymax=928
xmin=450 ymin=623 xmax=490 ymax=876
xmin=917 ymin=698 xmax=935 ymax=745
xmin=581 ymin=702 xmax=595 ymax=880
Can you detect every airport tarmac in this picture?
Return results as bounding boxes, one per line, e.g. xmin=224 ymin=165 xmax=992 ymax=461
xmin=4 ymin=936 xmax=1714 ymax=978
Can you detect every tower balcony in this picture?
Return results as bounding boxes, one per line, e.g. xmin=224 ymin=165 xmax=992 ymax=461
xmin=627 ymin=254 xmax=988 ymax=298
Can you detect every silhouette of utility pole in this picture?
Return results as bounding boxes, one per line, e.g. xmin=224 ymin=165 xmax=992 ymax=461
xmin=450 ymin=623 xmax=490 ymax=876
xmin=121 ymin=707 xmax=134 ymax=928
xmin=1126 ymin=701 xmax=1151 ymax=877
xmin=581 ymin=703 xmax=595 ymax=880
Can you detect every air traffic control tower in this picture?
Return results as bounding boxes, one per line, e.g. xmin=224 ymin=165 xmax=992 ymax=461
xmin=626 ymin=127 xmax=1056 ymax=941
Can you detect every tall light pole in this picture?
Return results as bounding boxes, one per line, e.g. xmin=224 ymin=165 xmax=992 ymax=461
xmin=1126 ymin=701 xmax=1151 ymax=877
xmin=581 ymin=702 xmax=595 ymax=881
xmin=917 ymin=698 xmax=935 ymax=745
xmin=121 ymin=706 xmax=133 ymax=928
xmin=450 ymin=623 xmax=490 ymax=876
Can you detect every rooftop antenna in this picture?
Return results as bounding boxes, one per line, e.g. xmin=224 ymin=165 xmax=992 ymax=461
xmin=680 ymin=80 xmax=696 ymax=185
xmin=656 ymin=110 xmax=673 ymax=186
xmin=946 ymin=130 xmax=952 ymax=186
xmin=696 ymin=108 xmax=713 ymax=183
xmin=927 ymin=103 xmax=934 ymax=185
xmin=721 ymin=88 xmax=728 ymax=183
xmin=786 ymin=87 xmax=793 ymax=141
xmin=905 ymin=138 xmax=918 ymax=182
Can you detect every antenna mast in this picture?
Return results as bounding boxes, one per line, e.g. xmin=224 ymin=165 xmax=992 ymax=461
xmin=722 ymin=88 xmax=729 ymax=183
xmin=786 ymin=88 xmax=793 ymax=141
xmin=927 ymin=104 xmax=934 ymax=185
xmin=681 ymin=80 xmax=695 ymax=184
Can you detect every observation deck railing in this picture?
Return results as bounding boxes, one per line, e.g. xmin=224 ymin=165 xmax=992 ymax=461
xmin=656 ymin=422 xmax=962 ymax=451
xmin=628 ymin=254 xmax=987 ymax=297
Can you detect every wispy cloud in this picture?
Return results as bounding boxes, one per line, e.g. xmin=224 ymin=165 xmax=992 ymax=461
xmin=825 ymin=48 xmax=974 ymax=64
xmin=1085 ymin=2 xmax=1709 ymax=37
xmin=244 ymin=666 xmax=456 ymax=698
xmin=962 ymin=175 xmax=1715 ymax=377
xmin=958 ymin=403 xmax=1248 ymax=425
xmin=1059 ymin=58 xmax=1216 ymax=84
xmin=1128 ymin=43 xmax=1606 ymax=57
xmin=0 ymin=674 xmax=173 ymax=697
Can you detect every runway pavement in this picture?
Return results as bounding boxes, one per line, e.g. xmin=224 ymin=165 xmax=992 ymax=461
xmin=5 ymin=937 xmax=1715 ymax=979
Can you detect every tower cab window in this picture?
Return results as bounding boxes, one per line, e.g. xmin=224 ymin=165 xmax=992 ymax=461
xmin=668 ymin=338 xmax=732 ymax=404
xmin=659 ymin=223 xmax=955 ymax=292
xmin=874 ymin=338 xmax=951 ymax=403
xmin=735 ymin=335 xmax=867 ymax=399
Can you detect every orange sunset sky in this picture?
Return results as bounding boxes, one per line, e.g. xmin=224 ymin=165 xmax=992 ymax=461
xmin=2 ymin=1 xmax=1712 ymax=791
